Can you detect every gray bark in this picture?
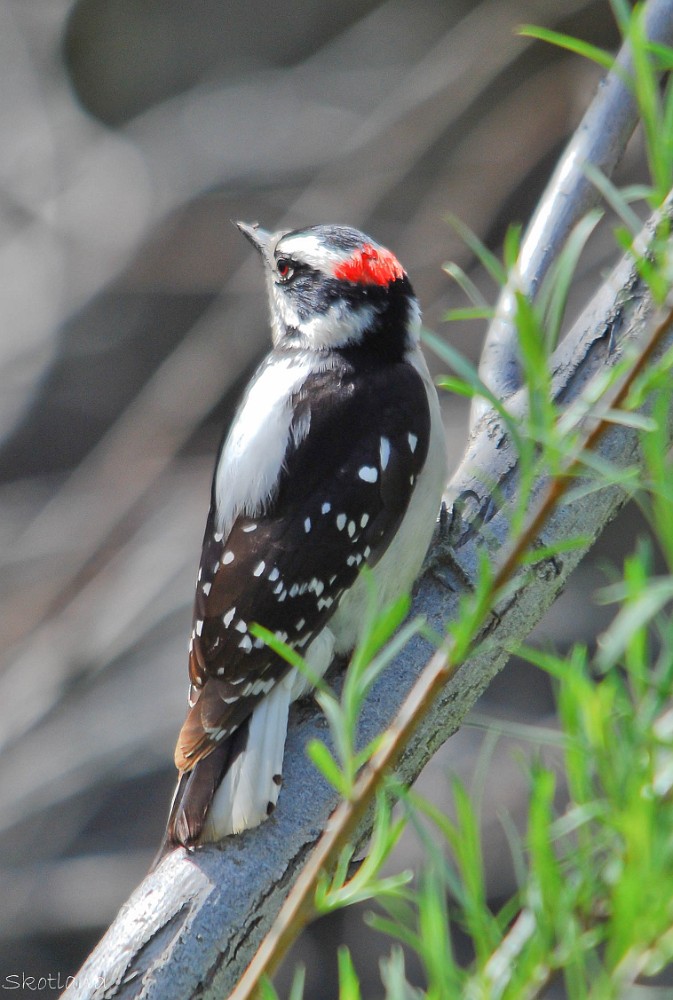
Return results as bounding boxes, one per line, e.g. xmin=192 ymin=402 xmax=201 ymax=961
xmin=61 ymin=202 xmax=670 ymax=998
xmin=473 ymin=0 xmax=673 ymax=427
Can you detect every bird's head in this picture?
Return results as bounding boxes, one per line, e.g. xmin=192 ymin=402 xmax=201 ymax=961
xmin=236 ymin=221 xmax=420 ymax=358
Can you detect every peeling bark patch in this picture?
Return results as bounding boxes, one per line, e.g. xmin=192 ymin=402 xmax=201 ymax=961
xmin=113 ymin=903 xmax=191 ymax=999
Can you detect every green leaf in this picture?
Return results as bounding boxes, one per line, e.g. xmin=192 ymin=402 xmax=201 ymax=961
xmin=596 ymin=577 xmax=673 ymax=671
xmin=596 ymin=408 xmax=658 ymax=432
xmin=422 ymin=330 xmax=525 ymax=451
xmin=519 ymin=535 xmax=593 ymax=566
xmin=538 ymin=209 xmax=602 ymax=351
xmin=379 ymin=947 xmax=423 ymax=1000
xmin=307 ymin=739 xmax=348 ymax=796
xmin=444 ymin=306 xmax=493 ymax=322
xmin=445 ymin=212 xmax=506 ymax=285
xmin=258 ymin=976 xmax=280 ymax=1000
xmin=436 ymin=376 xmax=477 ymax=399
xmin=583 ymin=161 xmax=645 ymax=235
xmin=337 ymin=947 xmax=362 ymax=1000
xmin=518 ymin=24 xmax=616 ymax=71
xmin=287 ymin=966 xmax=306 ymax=1000
xmin=645 ymin=40 xmax=673 ymax=71
xmin=443 ymin=260 xmax=490 ymax=308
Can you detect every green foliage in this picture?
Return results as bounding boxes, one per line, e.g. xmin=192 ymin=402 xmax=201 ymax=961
xmin=264 ymin=6 xmax=673 ymax=996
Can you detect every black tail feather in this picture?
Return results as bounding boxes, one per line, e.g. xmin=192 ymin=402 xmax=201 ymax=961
xmin=151 ymin=719 xmax=250 ymax=870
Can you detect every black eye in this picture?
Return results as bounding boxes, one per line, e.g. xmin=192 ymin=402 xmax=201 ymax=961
xmin=276 ymin=257 xmax=294 ymax=282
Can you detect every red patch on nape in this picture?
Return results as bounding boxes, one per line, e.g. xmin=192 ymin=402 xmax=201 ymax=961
xmin=333 ymin=242 xmax=405 ymax=286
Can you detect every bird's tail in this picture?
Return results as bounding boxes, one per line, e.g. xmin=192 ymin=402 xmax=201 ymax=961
xmin=152 ymin=679 xmax=293 ymax=868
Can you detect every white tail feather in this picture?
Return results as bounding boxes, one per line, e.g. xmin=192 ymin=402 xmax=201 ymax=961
xmin=200 ymin=628 xmax=336 ymax=841
xmin=202 ymin=677 xmax=290 ymax=838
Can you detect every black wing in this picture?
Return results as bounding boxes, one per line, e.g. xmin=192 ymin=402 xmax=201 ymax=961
xmin=175 ymin=358 xmax=430 ymax=769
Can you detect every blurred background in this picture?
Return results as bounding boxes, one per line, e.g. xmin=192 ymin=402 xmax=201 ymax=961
xmin=0 ymin=0 xmax=657 ymax=996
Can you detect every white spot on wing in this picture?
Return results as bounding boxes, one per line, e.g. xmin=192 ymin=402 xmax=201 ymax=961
xmin=253 ymin=560 xmax=265 ymax=577
xmin=380 ymin=436 xmax=391 ymax=470
xmin=238 ymin=635 xmax=253 ymax=652
xmin=195 ymin=619 xmax=204 ymax=636
xmin=360 ymin=513 xmax=369 ymax=528
xmin=235 ymin=619 xmax=248 ymax=633
xmin=223 ymin=607 xmax=236 ymax=628
xmin=348 ymin=520 xmax=356 ymax=538
xmin=321 ymin=501 xmax=331 ymax=514
xmin=359 ymin=466 xmax=378 ymax=483
xmin=223 ymin=551 xmax=235 ymax=565
xmin=408 ymin=432 xmax=418 ymax=452
xmin=304 ymin=517 xmax=312 ymax=533
xmin=336 ymin=513 xmax=347 ymax=531
xmin=268 ymin=567 xmax=280 ymax=582
xmin=242 ymin=523 xmax=257 ymax=533
xmin=202 ymin=582 xmax=212 ymax=596
xmin=250 ymin=677 xmax=275 ymax=695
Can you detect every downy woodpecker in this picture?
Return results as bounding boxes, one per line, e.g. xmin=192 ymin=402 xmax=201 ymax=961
xmin=162 ymin=222 xmax=447 ymax=850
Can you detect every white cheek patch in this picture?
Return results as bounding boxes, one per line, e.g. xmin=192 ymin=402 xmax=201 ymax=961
xmin=299 ymin=301 xmax=376 ymax=351
xmin=272 ymin=285 xmax=375 ymax=351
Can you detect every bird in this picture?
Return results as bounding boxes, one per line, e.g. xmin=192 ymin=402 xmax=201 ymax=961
xmin=160 ymin=221 xmax=447 ymax=854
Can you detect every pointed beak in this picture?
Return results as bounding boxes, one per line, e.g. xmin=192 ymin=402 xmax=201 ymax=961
xmin=235 ymin=221 xmax=275 ymax=263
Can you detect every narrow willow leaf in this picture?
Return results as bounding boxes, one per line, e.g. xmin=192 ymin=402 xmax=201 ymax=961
xmin=443 ymin=260 xmax=490 ymax=308
xmin=596 ymin=579 xmax=673 ymax=670
xmin=518 ymin=24 xmax=615 ymax=71
xmin=307 ymin=739 xmax=348 ymax=796
xmin=337 ymin=947 xmax=362 ymax=1000
xmin=445 ymin=212 xmax=506 ymax=285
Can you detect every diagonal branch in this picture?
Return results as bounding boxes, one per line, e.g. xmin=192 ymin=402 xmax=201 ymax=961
xmin=62 ymin=191 xmax=673 ymax=999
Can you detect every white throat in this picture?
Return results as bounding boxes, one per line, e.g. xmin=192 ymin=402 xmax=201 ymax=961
xmin=270 ymin=284 xmax=376 ymax=351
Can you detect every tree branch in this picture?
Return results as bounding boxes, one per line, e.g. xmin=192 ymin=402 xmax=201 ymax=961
xmin=62 ymin=186 xmax=672 ymax=997
xmin=472 ymin=0 xmax=673 ymax=427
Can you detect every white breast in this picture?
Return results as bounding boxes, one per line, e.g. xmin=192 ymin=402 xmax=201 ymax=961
xmin=213 ymin=352 xmax=316 ymax=535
